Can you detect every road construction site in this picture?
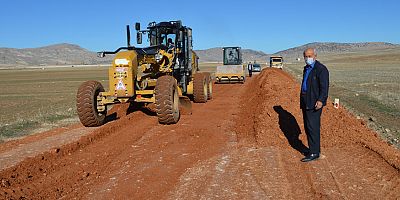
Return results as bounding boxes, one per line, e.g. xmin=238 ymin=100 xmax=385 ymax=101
xmin=1 ymin=68 xmax=399 ymax=199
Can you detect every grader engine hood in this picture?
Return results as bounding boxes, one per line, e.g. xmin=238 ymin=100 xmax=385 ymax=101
xmin=109 ymin=51 xmax=138 ymax=97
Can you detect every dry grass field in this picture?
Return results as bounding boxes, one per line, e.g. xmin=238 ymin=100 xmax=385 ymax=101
xmin=284 ymin=47 xmax=400 ymax=145
xmin=0 ymin=66 xmax=109 ymax=141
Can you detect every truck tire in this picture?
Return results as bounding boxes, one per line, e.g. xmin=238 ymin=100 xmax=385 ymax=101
xmin=193 ymin=73 xmax=208 ymax=103
xmin=76 ymin=80 xmax=106 ymax=127
xmin=155 ymin=75 xmax=180 ymax=124
xmin=204 ymin=72 xmax=213 ymax=100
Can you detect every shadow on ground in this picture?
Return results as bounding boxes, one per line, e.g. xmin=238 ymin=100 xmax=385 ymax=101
xmin=273 ymin=105 xmax=309 ymax=155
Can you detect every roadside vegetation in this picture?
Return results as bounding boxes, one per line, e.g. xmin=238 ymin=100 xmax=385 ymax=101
xmin=0 ymin=66 xmax=108 ymax=142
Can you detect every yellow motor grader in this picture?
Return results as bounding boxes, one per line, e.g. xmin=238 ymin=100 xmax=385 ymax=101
xmin=76 ymin=21 xmax=212 ymax=126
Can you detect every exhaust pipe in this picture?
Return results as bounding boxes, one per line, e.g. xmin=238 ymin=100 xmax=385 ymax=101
xmin=126 ymin=25 xmax=131 ymax=47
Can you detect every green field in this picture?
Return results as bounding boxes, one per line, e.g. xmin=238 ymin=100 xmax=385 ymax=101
xmin=284 ymin=48 xmax=400 ymax=145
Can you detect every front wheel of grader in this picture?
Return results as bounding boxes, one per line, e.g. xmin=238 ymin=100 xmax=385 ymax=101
xmin=76 ymin=80 xmax=107 ymax=127
xmin=155 ymin=75 xmax=180 ymax=124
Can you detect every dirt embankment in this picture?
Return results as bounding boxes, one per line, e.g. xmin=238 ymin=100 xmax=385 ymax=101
xmin=1 ymin=68 xmax=399 ymax=199
xmin=236 ymin=68 xmax=400 ymax=170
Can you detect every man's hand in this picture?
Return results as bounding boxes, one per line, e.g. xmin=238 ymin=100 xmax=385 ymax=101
xmin=315 ymin=101 xmax=323 ymax=110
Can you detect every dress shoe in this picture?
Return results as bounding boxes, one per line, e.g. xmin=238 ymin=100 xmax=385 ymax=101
xmin=301 ymin=150 xmax=310 ymax=156
xmin=301 ymin=153 xmax=320 ymax=162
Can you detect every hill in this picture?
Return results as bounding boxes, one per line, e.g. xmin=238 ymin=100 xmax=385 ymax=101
xmin=1 ymin=42 xmax=399 ymax=66
xmin=0 ymin=44 xmax=271 ymax=66
xmin=273 ymin=42 xmax=400 ymax=59
xmin=0 ymin=43 xmax=110 ymax=67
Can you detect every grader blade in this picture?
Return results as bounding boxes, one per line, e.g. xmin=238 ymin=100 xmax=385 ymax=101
xmin=179 ymin=96 xmax=192 ymax=115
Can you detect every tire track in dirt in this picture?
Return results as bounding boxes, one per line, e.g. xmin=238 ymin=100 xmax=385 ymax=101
xmin=0 ymin=126 xmax=97 ymax=171
xmin=169 ymin=147 xmax=293 ymax=199
xmin=84 ymin=83 xmax=243 ymax=200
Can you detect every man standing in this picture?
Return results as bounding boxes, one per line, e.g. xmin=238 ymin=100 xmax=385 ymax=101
xmin=300 ymin=48 xmax=329 ymax=162
xmin=247 ymin=62 xmax=253 ymax=77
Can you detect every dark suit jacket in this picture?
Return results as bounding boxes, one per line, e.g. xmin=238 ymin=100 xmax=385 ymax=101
xmin=300 ymin=60 xmax=329 ymax=110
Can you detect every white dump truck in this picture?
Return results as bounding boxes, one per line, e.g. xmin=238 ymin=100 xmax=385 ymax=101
xmin=269 ymin=56 xmax=284 ymax=69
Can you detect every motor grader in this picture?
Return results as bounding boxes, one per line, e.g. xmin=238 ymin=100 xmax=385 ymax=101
xmin=76 ymin=20 xmax=212 ymax=126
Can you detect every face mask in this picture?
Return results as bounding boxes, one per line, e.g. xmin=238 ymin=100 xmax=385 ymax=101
xmin=306 ymin=57 xmax=315 ymax=65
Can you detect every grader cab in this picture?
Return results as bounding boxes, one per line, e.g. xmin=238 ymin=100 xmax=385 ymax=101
xmin=76 ymin=20 xmax=212 ymax=126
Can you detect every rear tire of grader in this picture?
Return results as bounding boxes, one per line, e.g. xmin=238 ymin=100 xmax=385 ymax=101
xmin=193 ymin=73 xmax=208 ymax=103
xmin=155 ymin=75 xmax=180 ymax=124
xmin=76 ymin=81 xmax=106 ymax=127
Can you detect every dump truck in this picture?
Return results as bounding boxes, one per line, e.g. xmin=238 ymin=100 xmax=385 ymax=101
xmin=215 ymin=47 xmax=246 ymax=83
xmin=76 ymin=20 xmax=212 ymax=126
xmin=269 ymin=56 xmax=284 ymax=69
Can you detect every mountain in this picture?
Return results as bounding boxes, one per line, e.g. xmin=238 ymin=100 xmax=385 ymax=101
xmin=1 ymin=42 xmax=399 ymax=67
xmin=195 ymin=42 xmax=399 ymax=63
xmin=0 ymin=44 xmax=270 ymax=66
xmin=195 ymin=47 xmax=270 ymax=63
xmin=273 ymin=42 xmax=400 ymax=59
xmin=0 ymin=43 xmax=110 ymax=66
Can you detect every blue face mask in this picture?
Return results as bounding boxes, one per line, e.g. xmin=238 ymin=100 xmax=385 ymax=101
xmin=306 ymin=57 xmax=315 ymax=65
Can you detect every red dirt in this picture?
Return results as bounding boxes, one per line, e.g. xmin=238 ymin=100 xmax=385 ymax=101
xmin=0 ymin=124 xmax=84 ymax=154
xmin=1 ymin=68 xmax=399 ymax=199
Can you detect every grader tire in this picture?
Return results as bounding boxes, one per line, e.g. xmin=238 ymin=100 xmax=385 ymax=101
xmin=155 ymin=75 xmax=180 ymax=124
xmin=193 ymin=73 xmax=208 ymax=103
xmin=76 ymin=80 xmax=106 ymax=127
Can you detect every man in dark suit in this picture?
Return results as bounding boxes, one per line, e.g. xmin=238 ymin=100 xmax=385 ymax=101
xmin=300 ymin=48 xmax=329 ymax=162
xmin=247 ymin=62 xmax=253 ymax=77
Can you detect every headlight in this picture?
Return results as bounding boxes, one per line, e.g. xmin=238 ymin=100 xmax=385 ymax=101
xmin=155 ymin=53 xmax=163 ymax=62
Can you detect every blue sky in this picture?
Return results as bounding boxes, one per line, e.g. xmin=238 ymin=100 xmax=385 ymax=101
xmin=0 ymin=0 xmax=399 ymax=53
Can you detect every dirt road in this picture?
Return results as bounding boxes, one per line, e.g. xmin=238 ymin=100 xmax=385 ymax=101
xmin=1 ymin=68 xmax=399 ymax=199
